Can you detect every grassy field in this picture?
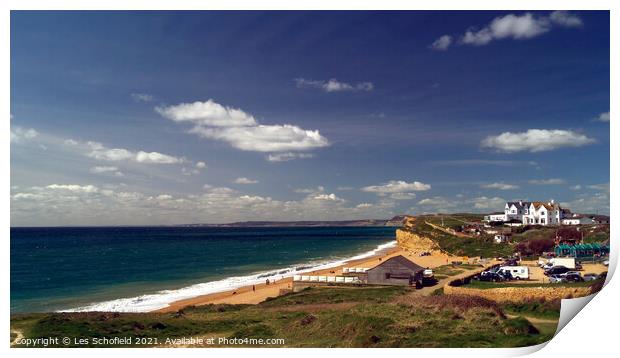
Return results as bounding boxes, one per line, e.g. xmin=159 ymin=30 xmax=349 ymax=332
xmin=409 ymin=217 xmax=513 ymax=258
xmin=465 ymin=279 xmax=600 ymax=290
xmin=11 ymin=286 xmax=555 ymax=348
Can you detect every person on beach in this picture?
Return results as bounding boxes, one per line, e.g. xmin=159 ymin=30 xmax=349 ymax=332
xmin=266 ymin=279 xmax=270 ymax=285
xmin=252 ymin=285 xmax=256 ymax=292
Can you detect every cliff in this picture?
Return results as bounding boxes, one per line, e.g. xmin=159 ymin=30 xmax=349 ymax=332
xmin=396 ymin=227 xmax=439 ymax=252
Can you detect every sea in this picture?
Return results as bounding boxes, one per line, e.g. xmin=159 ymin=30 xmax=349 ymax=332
xmin=10 ymin=226 xmax=397 ymax=313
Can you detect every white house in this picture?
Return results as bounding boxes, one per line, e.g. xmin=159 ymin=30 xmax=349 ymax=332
xmin=494 ymin=233 xmax=511 ymax=243
xmin=505 ymin=201 xmax=531 ymax=221
xmin=562 ymin=216 xmax=595 ymax=226
xmin=522 ymin=201 xmax=564 ymax=226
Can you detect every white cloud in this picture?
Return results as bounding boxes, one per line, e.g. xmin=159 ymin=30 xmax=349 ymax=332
xmin=549 ymin=11 xmax=584 ymax=27
xmin=430 ymin=35 xmax=452 ymax=50
xmin=313 ymin=193 xmax=343 ymax=202
xmin=130 ymin=93 xmax=155 ymax=102
xmin=195 ymin=161 xmax=207 ymax=169
xmin=469 ymin=196 xmax=506 ymax=210
xmin=598 ymin=111 xmax=610 ymax=122
xmin=64 ymin=139 xmax=78 ymax=146
xmin=389 ymin=192 xmax=417 ymax=200
xmin=157 ymin=99 xmax=328 ymax=161
xmin=481 ymin=182 xmax=519 ymax=190
xmin=570 ymin=185 xmax=582 ymax=191
xmin=156 ymin=99 xmax=257 ymax=127
xmin=192 ymin=125 xmax=328 ymax=152
xmin=46 ymin=184 xmax=99 ymax=193
xmin=90 ymin=166 xmax=124 ymax=177
xmin=294 ymin=186 xmax=324 ymax=194
xmin=86 ymin=141 xmax=184 ymax=164
xmin=233 ymin=177 xmax=258 ymax=184
xmin=10 ymin=127 xmax=38 ymax=143
xmin=441 ymin=11 xmax=583 ymax=48
xmin=267 ymin=152 xmax=315 ymax=162
xmin=528 ymin=178 xmax=565 ymax=185
xmin=481 ymin=129 xmax=595 ymax=152
xmin=362 ymin=180 xmax=431 ymax=195
xmin=294 ymin=78 xmax=374 ymax=92
xmin=587 ymin=183 xmax=609 ymax=192
xmin=417 ymin=196 xmax=457 ymax=208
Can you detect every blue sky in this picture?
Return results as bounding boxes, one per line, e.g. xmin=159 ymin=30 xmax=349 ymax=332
xmin=10 ymin=11 xmax=610 ymax=226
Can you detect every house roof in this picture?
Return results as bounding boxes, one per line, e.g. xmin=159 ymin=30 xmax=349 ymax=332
xmin=531 ymin=201 xmax=559 ymax=210
xmin=506 ymin=201 xmax=530 ymax=208
xmin=369 ymin=255 xmax=424 ymax=273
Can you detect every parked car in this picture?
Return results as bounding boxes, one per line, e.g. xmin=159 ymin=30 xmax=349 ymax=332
xmin=541 ymin=262 xmax=554 ymax=270
xmin=603 ymin=260 xmax=609 ymax=267
xmin=574 ymin=262 xmax=583 ymax=271
xmin=562 ymin=272 xmax=584 ymax=282
xmin=583 ymin=273 xmax=599 ymax=282
xmin=545 ymin=266 xmax=570 ymax=276
xmin=549 ymin=274 xmax=565 ymax=283
xmin=478 ymin=272 xmax=505 ymax=282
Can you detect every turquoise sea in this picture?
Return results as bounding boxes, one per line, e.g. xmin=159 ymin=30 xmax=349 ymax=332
xmin=10 ymin=226 xmax=396 ymax=313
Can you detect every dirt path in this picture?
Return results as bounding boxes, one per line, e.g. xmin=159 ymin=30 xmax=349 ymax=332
xmin=505 ymin=314 xmax=558 ymax=324
xmin=425 ymin=221 xmax=474 ymax=239
xmin=10 ymin=329 xmax=24 ymax=347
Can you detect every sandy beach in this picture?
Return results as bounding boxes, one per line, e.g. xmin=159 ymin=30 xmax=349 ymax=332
xmin=157 ymin=246 xmax=458 ymax=313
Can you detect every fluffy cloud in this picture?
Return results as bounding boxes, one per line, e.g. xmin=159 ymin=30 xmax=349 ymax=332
xmin=389 ymin=192 xmax=417 ymax=200
xmin=481 ymin=129 xmax=595 ymax=152
xmin=130 ymin=93 xmax=155 ymax=102
xmin=430 ymin=35 xmax=453 ymax=50
xmin=549 ymin=11 xmax=584 ymax=27
xmin=587 ymin=183 xmax=609 ymax=192
xmin=90 ymin=166 xmax=124 ymax=177
xmin=598 ymin=112 xmax=610 ymax=122
xmin=46 ymin=184 xmax=99 ymax=193
xmin=294 ymin=78 xmax=374 ymax=92
xmin=267 ymin=152 xmax=315 ymax=162
xmin=294 ymin=186 xmax=325 ymax=194
xmin=233 ymin=177 xmax=258 ymax=184
xmin=528 ymin=178 xmax=565 ymax=185
xmin=195 ymin=161 xmax=207 ymax=169
xmin=157 ymin=99 xmax=328 ymax=161
xmin=469 ymin=196 xmax=506 ymax=210
xmin=417 ymin=196 xmax=458 ymax=208
xmin=156 ymin=99 xmax=257 ymax=127
xmin=86 ymin=141 xmax=184 ymax=164
xmin=570 ymin=185 xmax=582 ymax=191
xmin=191 ymin=125 xmax=328 ymax=152
xmin=11 ymin=183 xmax=394 ymax=226
xmin=362 ymin=180 xmax=431 ymax=195
xmin=313 ymin=193 xmax=343 ymax=202
xmin=481 ymin=182 xmax=519 ymax=190
xmin=10 ymin=127 xmax=38 ymax=143
xmin=435 ymin=11 xmax=583 ymax=49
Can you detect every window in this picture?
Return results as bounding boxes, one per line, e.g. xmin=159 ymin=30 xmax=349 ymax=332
xmin=385 ymin=273 xmax=391 ymax=279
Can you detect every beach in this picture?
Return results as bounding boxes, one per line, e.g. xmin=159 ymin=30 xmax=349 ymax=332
xmin=157 ymin=245 xmax=457 ymax=312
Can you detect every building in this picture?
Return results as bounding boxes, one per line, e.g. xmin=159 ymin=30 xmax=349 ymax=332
xmin=494 ymin=233 xmax=511 ymax=243
xmin=562 ymin=215 xmax=595 ymax=226
xmin=521 ymin=201 xmax=564 ymax=226
xmin=366 ymin=255 xmax=424 ymax=286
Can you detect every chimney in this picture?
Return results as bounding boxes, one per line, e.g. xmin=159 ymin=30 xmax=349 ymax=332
xmin=519 ymin=200 xmax=523 ymax=206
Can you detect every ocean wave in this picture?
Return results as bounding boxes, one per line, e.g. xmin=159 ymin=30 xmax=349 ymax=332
xmin=62 ymin=240 xmax=397 ymax=313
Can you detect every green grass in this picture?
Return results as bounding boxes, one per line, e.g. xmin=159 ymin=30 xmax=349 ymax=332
xmin=408 ymin=218 xmax=513 ymax=258
xmin=501 ymin=301 xmax=561 ymax=320
xmin=10 ymin=286 xmax=555 ymax=348
xmin=465 ymin=279 xmax=600 ymax=290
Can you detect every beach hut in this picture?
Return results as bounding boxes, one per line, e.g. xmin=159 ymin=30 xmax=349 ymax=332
xmin=366 ymin=255 xmax=425 ymax=286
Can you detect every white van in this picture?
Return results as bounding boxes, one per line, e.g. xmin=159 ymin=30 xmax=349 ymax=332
xmin=498 ymin=266 xmax=529 ymax=280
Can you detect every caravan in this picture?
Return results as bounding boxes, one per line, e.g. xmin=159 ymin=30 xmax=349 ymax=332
xmin=497 ymin=266 xmax=529 ymax=280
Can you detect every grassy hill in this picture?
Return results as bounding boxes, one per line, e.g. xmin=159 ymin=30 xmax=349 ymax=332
xmin=11 ymin=286 xmax=555 ymax=348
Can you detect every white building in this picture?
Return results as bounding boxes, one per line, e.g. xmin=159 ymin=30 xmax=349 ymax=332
xmin=494 ymin=233 xmax=511 ymax=243
xmin=521 ymin=201 xmax=564 ymax=226
xmin=562 ymin=216 xmax=595 ymax=226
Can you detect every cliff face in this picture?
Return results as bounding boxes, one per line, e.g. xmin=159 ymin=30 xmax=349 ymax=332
xmin=396 ymin=228 xmax=439 ymax=252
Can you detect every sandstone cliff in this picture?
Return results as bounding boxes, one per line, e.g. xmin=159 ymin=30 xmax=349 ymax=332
xmin=396 ymin=227 xmax=439 ymax=252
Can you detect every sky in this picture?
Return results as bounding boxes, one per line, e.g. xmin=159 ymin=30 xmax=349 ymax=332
xmin=10 ymin=11 xmax=610 ymax=226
